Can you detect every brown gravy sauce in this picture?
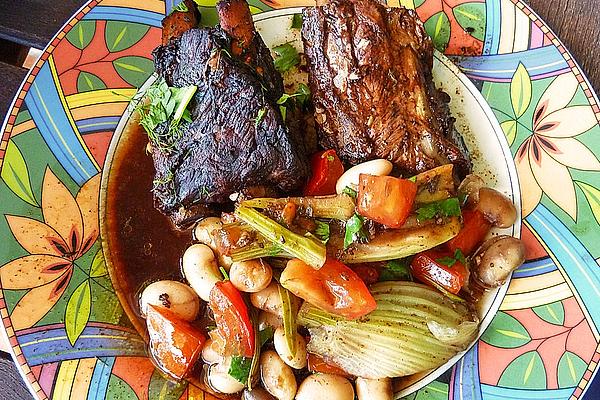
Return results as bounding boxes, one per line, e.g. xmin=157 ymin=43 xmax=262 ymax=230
xmin=104 ymin=121 xmax=191 ymax=335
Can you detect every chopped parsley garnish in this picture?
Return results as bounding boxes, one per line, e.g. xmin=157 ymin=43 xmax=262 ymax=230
xmin=407 ymin=175 xmax=417 ymax=183
xmin=136 ymin=77 xmax=197 ymax=152
xmin=273 ymin=42 xmax=300 ymax=73
xmin=379 ymin=259 xmax=413 ymax=282
xmin=279 ymin=105 xmax=287 ymax=121
xmin=342 ymin=186 xmax=357 ymax=199
xmin=436 ymin=249 xmax=466 ymax=267
xmin=415 ymin=197 xmax=461 ymax=222
xmin=294 ymin=83 xmax=311 ymax=106
xmin=172 ymin=2 xmax=188 ymax=12
xmin=228 ymin=356 xmax=252 ymax=383
xmin=344 ymin=214 xmax=369 ymax=249
xmin=291 ymin=13 xmax=303 ymax=29
xmin=255 ymin=107 xmax=267 ymax=128
xmin=314 ymin=220 xmax=330 ymax=244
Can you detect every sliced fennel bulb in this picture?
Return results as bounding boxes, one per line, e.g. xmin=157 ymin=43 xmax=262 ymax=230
xmin=297 ymin=281 xmax=479 ymax=379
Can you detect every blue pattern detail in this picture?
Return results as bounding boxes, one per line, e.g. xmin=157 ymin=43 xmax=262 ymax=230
xmin=452 ymin=344 xmax=483 ymax=400
xmin=87 ymin=357 xmax=115 ymax=400
xmin=24 ymin=61 xmax=98 ymax=185
xmin=513 ymin=257 xmax=557 ymax=278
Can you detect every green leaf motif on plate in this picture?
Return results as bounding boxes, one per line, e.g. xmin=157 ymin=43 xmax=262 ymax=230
xmin=113 ymin=56 xmax=154 ymax=88
xmin=77 ymin=71 xmax=107 ymax=93
xmin=577 ymin=181 xmax=600 ymax=225
xmin=106 ymin=373 xmax=138 ymax=399
xmin=499 ymin=351 xmax=547 ymax=389
xmin=481 ymin=311 xmax=531 ymax=348
xmin=1 ymin=140 xmax=39 ymax=207
xmin=65 ymin=280 xmax=91 ymax=346
xmin=414 ymin=0 xmax=426 ymax=8
xmin=105 ymin=21 xmax=150 ymax=53
xmin=453 ymin=3 xmax=486 ymax=41
xmin=90 ymin=249 xmax=108 ymax=278
xmin=510 ymin=63 xmax=532 ymax=118
xmin=501 ymin=119 xmax=517 ymax=146
xmin=66 ymin=20 xmax=96 ymax=50
xmin=148 ymin=369 xmax=187 ymax=400
xmin=424 ymin=12 xmax=451 ymax=52
xmin=532 ymin=301 xmax=565 ymax=325
xmin=557 ymin=351 xmax=587 ymax=388
xmin=407 ymin=381 xmax=448 ymax=400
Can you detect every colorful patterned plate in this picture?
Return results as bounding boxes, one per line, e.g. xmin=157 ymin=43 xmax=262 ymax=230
xmin=1 ymin=1 xmax=599 ymax=399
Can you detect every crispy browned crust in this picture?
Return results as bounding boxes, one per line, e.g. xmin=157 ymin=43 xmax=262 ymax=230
xmin=216 ymin=0 xmax=255 ymax=56
xmin=161 ymin=0 xmax=199 ymax=45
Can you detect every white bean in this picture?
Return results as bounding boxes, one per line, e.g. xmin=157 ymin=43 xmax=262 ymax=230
xmin=296 ymin=374 xmax=355 ymax=400
xmin=139 ymin=280 xmax=199 ymax=321
xmin=250 ymin=282 xmax=282 ymax=316
xmin=273 ymin=327 xmax=307 ymax=369
xmin=208 ymin=363 xmax=245 ymax=394
xmin=356 ymin=377 xmax=393 ymax=400
xmin=202 ymin=339 xmax=224 ymax=365
xmin=335 ymin=159 xmax=393 ymax=194
xmin=182 ymin=243 xmax=222 ymax=302
xmin=230 ymin=260 xmax=273 ymax=293
xmin=260 ymin=350 xmax=297 ymax=400
xmin=258 ymin=311 xmax=283 ymax=332
xmin=194 ymin=217 xmax=223 ymax=249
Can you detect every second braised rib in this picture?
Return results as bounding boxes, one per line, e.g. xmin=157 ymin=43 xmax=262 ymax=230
xmin=302 ymin=0 xmax=471 ymax=176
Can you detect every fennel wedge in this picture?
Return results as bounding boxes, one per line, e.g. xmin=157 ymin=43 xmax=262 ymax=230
xmin=297 ymin=281 xmax=478 ymax=379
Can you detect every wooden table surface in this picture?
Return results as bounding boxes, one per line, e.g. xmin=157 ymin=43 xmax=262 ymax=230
xmin=0 ymin=0 xmax=599 ymax=399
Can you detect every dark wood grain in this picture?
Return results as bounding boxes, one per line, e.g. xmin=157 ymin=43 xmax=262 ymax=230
xmin=525 ymin=0 xmax=600 ymax=93
xmin=0 ymin=0 xmax=85 ymax=49
xmin=0 ymin=355 xmax=33 ymax=400
xmin=0 ymin=61 xmax=27 ymax=121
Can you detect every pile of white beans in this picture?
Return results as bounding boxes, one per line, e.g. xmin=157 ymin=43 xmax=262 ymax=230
xmin=137 ymin=159 xmax=522 ymax=400
xmin=139 ymin=212 xmax=393 ymax=400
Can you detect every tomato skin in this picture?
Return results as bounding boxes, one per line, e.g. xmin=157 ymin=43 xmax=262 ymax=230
xmin=281 ymin=258 xmax=377 ymax=319
xmin=410 ymin=250 xmax=468 ymax=295
xmin=146 ymin=305 xmax=206 ymax=380
xmin=209 ymin=281 xmax=255 ymax=358
xmin=304 ymin=149 xmax=345 ymax=196
xmin=307 ymin=353 xmax=351 ymax=377
xmin=351 ymin=264 xmax=380 ymax=285
xmin=357 ymin=174 xmax=417 ymax=228
xmin=447 ymin=209 xmax=491 ymax=256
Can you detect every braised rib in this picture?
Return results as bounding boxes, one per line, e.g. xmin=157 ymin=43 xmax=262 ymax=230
xmin=149 ymin=0 xmax=308 ymax=228
xmin=302 ymin=0 xmax=470 ymax=176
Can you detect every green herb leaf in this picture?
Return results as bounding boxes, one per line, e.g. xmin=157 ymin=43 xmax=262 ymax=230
xmin=255 ymin=107 xmax=267 ymax=128
xmin=415 ymin=197 xmax=461 ymax=222
xmin=258 ymin=326 xmax=274 ymax=347
xmin=342 ymin=186 xmax=357 ymax=200
xmin=136 ymin=77 xmax=197 ymax=152
xmin=294 ymin=83 xmax=311 ymax=106
xmin=273 ymin=42 xmax=300 ymax=73
xmin=314 ymin=220 xmax=330 ymax=244
xmin=291 ymin=14 xmax=303 ymax=29
xmin=172 ymin=2 xmax=188 ymax=12
xmin=220 ymin=266 xmax=230 ymax=280
xmin=436 ymin=249 xmax=466 ymax=267
xmin=228 ymin=356 xmax=252 ymax=383
xmin=344 ymin=214 xmax=368 ymax=249
xmin=407 ymin=175 xmax=417 ymax=183
xmin=279 ymin=105 xmax=287 ymax=121
xmin=379 ymin=259 xmax=413 ymax=282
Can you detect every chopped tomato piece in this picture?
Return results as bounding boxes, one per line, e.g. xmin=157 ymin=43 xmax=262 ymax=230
xmin=146 ymin=305 xmax=206 ymax=380
xmin=410 ymin=250 xmax=469 ymax=295
xmin=351 ymin=264 xmax=380 ymax=285
xmin=447 ymin=209 xmax=491 ymax=255
xmin=357 ymin=174 xmax=417 ymax=228
xmin=307 ymin=353 xmax=351 ymax=377
xmin=304 ymin=149 xmax=345 ymax=196
xmin=281 ymin=258 xmax=377 ymax=319
xmin=209 ymin=281 xmax=255 ymax=357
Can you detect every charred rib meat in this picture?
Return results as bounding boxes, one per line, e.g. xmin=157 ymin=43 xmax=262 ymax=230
xmin=302 ymin=0 xmax=470 ymax=176
xmin=149 ymin=0 xmax=308 ymax=228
